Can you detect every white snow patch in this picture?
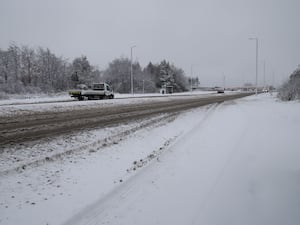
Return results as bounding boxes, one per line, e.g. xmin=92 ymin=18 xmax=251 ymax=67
xmin=0 ymin=90 xmax=228 ymax=117
xmin=0 ymin=104 xmax=216 ymax=225
xmin=1 ymin=94 xmax=298 ymax=225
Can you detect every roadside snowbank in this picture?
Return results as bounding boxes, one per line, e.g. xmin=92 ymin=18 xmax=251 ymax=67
xmin=1 ymin=94 xmax=299 ymax=225
xmin=0 ymin=102 xmax=216 ymax=225
xmin=79 ymin=94 xmax=299 ymax=225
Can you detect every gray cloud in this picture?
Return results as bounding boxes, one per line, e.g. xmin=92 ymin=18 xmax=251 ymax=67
xmin=1 ymin=0 xmax=299 ymax=87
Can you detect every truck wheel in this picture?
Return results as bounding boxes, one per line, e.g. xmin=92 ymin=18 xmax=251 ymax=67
xmin=78 ymin=96 xmax=84 ymax=101
xmin=109 ymin=95 xmax=114 ymax=99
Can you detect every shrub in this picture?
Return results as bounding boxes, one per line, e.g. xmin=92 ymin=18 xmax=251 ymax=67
xmin=278 ymin=66 xmax=300 ymax=101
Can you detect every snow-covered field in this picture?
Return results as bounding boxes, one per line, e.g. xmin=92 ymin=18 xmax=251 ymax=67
xmin=1 ymin=94 xmax=299 ymax=225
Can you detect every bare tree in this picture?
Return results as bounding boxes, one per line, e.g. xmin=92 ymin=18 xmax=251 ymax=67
xmin=102 ymin=57 xmax=131 ymax=93
xmin=0 ymin=44 xmax=190 ymax=95
xmin=71 ymin=56 xmax=92 ymax=85
xmin=20 ymin=46 xmax=35 ymax=86
xmin=0 ymin=49 xmax=9 ymax=84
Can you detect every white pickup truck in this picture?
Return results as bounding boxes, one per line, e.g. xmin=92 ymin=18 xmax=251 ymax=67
xmin=69 ymin=83 xmax=114 ymax=100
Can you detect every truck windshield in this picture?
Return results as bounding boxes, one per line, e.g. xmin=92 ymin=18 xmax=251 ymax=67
xmin=93 ymin=84 xmax=104 ymax=90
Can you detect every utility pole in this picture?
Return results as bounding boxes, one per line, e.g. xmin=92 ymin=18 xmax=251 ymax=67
xmin=223 ymin=73 xmax=226 ymax=90
xmin=249 ymin=38 xmax=258 ymax=95
xmin=130 ymin=45 xmax=136 ymax=95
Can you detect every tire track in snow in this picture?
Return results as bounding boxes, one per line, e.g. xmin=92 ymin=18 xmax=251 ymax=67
xmin=61 ymin=103 xmax=221 ymax=225
xmin=0 ymin=113 xmax=179 ymax=176
xmin=0 ymin=93 xmax=252 ymax=147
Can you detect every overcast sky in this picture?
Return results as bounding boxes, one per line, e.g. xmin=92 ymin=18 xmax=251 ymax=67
xmin=0 ymin=0 xmax=299 ymax=87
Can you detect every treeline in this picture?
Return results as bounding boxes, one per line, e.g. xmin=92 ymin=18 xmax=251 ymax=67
xmin=0 ymin=44 xmax=193 ymax=94
xmin=103 ymin=58 xmax=191 ymax=93
xmin=278 ymin=66 xmax=300 ymax=101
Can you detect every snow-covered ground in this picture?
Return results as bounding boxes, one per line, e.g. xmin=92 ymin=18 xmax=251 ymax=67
xmin=0 ymin=91 xmax=216 ymax=105
xmin=0 ymin=91 xmax=219 ymax=117
xmin=1 ymin=94 xmax=299 ymax=225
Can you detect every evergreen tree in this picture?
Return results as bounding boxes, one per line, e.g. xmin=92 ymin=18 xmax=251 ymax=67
xmin=159 ymin=60 xmax=174 ymax=87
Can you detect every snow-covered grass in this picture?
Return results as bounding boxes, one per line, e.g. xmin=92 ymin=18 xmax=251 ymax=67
xmin=1 ymin=93 xmax=299 ymax=225
xmin=0 ymin=92 xmax=70 ymax=104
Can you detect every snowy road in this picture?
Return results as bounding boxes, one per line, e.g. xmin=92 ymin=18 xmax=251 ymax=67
xmin=1 ymin=94 xmax=299 ymax=225
xmin=0 ymin=93 xmax=250 ymax=146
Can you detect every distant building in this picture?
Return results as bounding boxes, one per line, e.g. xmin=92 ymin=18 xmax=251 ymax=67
xmin=160 ymin=85 xmax=173 ymax=94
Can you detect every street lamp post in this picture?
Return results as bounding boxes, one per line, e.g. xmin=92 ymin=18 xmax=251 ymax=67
xmin=142 ymin=79 xmax=145 ymax=94
xmin=130 ymin=45 xmax=136 ymax=95
xmin=223 ymin=73 xmax=226 ymax=90
xmin=249 ymin=37 xmax=258 ymax=95
xmin=190 ymin=64 xmax=201 ymax=92
xmin=190 ymin=64 xmax=193 ymax=92
xmin=263 ymin=60 xmax=266 ymax=88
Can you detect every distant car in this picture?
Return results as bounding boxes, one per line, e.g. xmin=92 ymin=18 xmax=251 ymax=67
xmin=215 ymin=87 xmax=225 ymax=94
